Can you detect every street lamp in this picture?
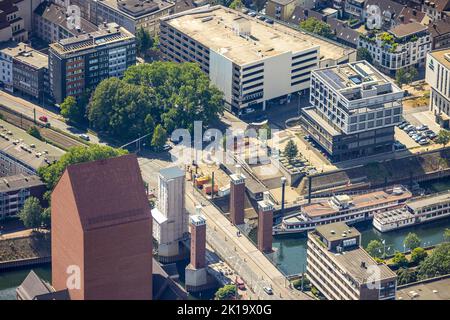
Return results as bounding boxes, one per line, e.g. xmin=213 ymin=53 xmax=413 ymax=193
xmin=281 ymin=177 xmax=287 ymax=215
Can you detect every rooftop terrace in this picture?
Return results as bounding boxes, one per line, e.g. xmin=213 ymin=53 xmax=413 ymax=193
xmin=162 ymin=5 xmax=353 ymax=65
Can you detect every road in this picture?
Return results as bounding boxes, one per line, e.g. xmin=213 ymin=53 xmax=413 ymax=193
xmin=0 ymin=91 xmax=101 ymax=144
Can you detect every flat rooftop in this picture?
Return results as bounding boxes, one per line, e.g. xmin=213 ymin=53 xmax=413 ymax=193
xmin=333 ymin=247 xmax=397 ymax=284
xmin=389 ymin=22 xmax=428 ymax=38
xmin=429 ymin=49 xmax=450 ymax=70
xmin=407 ymin=190 xmax=450 ymax=211
xmin=99 ymin=0 xmax=174 ymax=18
xmin=301 ymin=187 xmax=412 ymax=218
xmin=315 ymin=222 xmax=360 ymax=242
xmin=0 ymin=174 xmax=44 ymax=193
xmin=0 ymin=119 xmax=64 ymax=172
xmin=314 ymin=60 xmax=401 ymax=93
xmin=159 ymin=166 xmax=185 ymax=180
xmin=397 ymin=277 xmax=450 ymax=300
xmin=50 ymin=22 xmax=134 ymax=55
xmin=162 ymin=5 xmax=353 ymax=65
xmin=0 ymin=42 xmax=48 ymax=69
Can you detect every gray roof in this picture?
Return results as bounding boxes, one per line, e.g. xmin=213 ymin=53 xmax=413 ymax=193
xmin=389 ymin=21 xmax=428 ymax=38
xmin=315 ymin=222 xmax=361 ymax=242
xmin=16 ymin=270 xmax=53 ymax=300
xmin=0 ymin=174 xmax=44 ymax=193
xmin=407 ymin=191 xmax=450 ymax=211
xmin=159 ymin=166 xmax=185 ymax=180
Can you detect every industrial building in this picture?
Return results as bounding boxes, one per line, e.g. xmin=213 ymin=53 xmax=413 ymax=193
xmin=152 ymin=166 xmax=188 ymax=262
xmin=301 ymin=60 xmax=404 ymax=162
xmin=425 ymin=48 xmax=450 ymax=128
xmin=48 ymin=22 xmax=136 ymax=104
xmin=307 ymin=222 xmax=397 ymax=300
xmin=159 ymin=5 xmax=356 ymax=116
xmin=51 ymin=154 xmax=153 ymax=300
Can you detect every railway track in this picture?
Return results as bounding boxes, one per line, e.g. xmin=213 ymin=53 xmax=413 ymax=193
xmin=0 ymin=104 xmax=86 ymax=150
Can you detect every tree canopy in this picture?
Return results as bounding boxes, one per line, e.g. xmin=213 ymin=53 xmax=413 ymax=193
xmin=392 ymin=252 xmax=409 ymax=268
xmin=27 ymin=126 xmax=42 ymax=140
xmin=300 ymin=18 xmax=333 ymax=39
xmin=356 ymin=47 xmax=373 ymax=64
xmin=410 ymin=247 xmax=428 ymax=266
xmin=404 ymin=232 xmax=421 ymax=251
xmin=38 ymin=145 xmax=128 ymax=190
xmin=215 ymin=284 xmax=237 ymax=300
xmin=88 ymin=62 xmax=224 ymax=142
xmin=435 ymin=129 xmax=450 ymax=148
xmin=366 ymin=240 xmax=383 ymax=258
xmin=136 ymin=27 xmax=153 ymax=57
xmin=396 ymin=67 xmax=418 ymax=87
xmin=417 ymin=242 xmax=450 ymax=280
xmin=284 ymin=139 xmax=299 ymax=161
xmin=444 ymin=228 xmax=450 ymax=242
xmin=18 ymin=197 xmax=44 ymax=230
xmin=60 ymin=95 xmax=88 ymax=125
xmin=229 ymin=0 xmax=243 ymax=9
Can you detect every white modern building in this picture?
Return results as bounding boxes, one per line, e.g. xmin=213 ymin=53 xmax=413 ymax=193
xmin=307 ymin=222 xmax=397 ymax=300
xmin=425 ymin=49 xmax=450 ymax=128
xmin=301 ymin=60 xmax=404 ymax=161
xmin=152 ymin=166 xmax=187 ymax=261
xmin=358 ymin=22 xmax=432 ymax=75
xmin=159 ymin=5 xmax=356 ymax=116
xmin=0 ymin=43 xmax=14 ymax=92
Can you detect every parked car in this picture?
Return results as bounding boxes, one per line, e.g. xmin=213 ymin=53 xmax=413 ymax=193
xmin=79 ymin=134 xmax=90 ymax=141
xmin=404 ymin=125 xmax=415 ymax=132
xmin=408 ymin=131 xmax=417 ymax=137
xmin=248 ymin=11 xmax=257 ymax=17
xmin=38 ymin=115 xmax=48 ymax=123
xmin=163 ymin=144 xmax=172 ymax=151
xmin=416 ymin=124 xmax=429 ymax=131
xmin=263 ymin=286 xmax=273 ymax=295
xmin=418 ymin=138 xmax=429 ymax=145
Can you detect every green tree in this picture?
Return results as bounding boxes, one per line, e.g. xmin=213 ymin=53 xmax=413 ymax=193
xmin=88 ymin=62 xmax=224 ymax=140
xmin=396 ymin=67 xmax=418 ymax=87
xmin=215 ymin=284 xmax=237 ymax=300
xmin=417 ymin=242 xmax=450 ymax=280
xmin=136 ymin=27 xmax=153 ymax=57
xmin=60 ymin=95 xmax=87 ymax=124
xmin=284 ymin=139 xmax=298 ymax=162
xmin=151 ymin=124 xmax=168 ymax=151
xmin=410 ymin=247 xmax=428 ymax=266
xmin=392 ymin=251 xmax=409 ymax=268
xmin=229 ymin=0 xmax=243 ymax=9
xmin=300 ymin=17 xmax=333 ymax=39
xmin=38 ymin=144 xmax=127 ymax=190
xmin=396 ymin=268 xmax=417 ymax=285
xmin=27 ymin=126 xmax=42 ymax=140
xmin=356 ymin=47 xmax=373 ymax=64
xmin=41 ymin=207 xmax=51 ymax=229
xmin=366 ymin=240 xmax=383 ymax=258
xmin=18 ymin=197 xmax=43 ymax=230
xmin=444 ymin=228 xmax=450 ymax=242
xmin=404 ymin=232 xmax=421 ymax=251
xmin=435 ymin=129 xmax=450 ymax=148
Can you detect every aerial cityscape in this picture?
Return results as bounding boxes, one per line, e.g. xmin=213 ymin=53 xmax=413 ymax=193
xmin=1 ymin=0 xmax=450 ymax=305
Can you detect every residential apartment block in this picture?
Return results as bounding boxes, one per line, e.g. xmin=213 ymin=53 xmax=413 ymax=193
xmin=48 ymin=22 xmax=136 ymax=104
xmin=425 ymin=49 xmax=450 ymax=128
xmin=0 ymin=174 xmax=46 ymax=219
xmin=33 ymin=1 xmax=98 ymax=44
xmin=358 ymin=22 xmax=432 ymax=75
xmin=307 ymin=222 xmax=397 ymax=300
xmin=159 ymin=5 xmax=355 ymax=116
xmin=0 ymin=0 xmax=43 ymax=43
xmin=301 ymin=61 xmax=404 ymax=161
xmin=0 ymin=42 xmax=49 ymax=101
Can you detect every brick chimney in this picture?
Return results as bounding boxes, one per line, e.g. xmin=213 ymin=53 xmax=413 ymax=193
xmin=230 ymin=165 xmax=245 ymax=225
xmin=190 ymin=206 xmax=206 ymax=269
xmin=257 ymin=192 xmax=274 ymax=253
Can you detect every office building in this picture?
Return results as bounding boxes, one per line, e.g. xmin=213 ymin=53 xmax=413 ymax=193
xmin=0 ymin=174 xmax=46 ymax=219
xmin=358 ymin=22 xmax=432 ymax=75
xmin=0 ymin=42 xmax=49 ymax=101
xmin=307 ymin=222 xmax=397 ymax=300
xmin=33 ymin=1 xmax=98 ymax=44
xmin=425 ymin=49 xmax=450 ymax=127
xmin=159 ymin=5 xmax=356 ymax=116
xmin=151 ymin=166 xmax=188 ymax=261
xmin=301 ymin=61 xmax=404 ymax=161
xmin=48 ymin=22 xmax=136 ymax=104
xmin=51 ymin=154 xmax=153 ymax=300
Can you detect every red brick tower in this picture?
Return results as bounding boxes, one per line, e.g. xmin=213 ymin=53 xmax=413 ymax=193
xmin=230 ymin=165 xmax=245 ymax=225
xmin=190 ymin=206 xmax=206 ymax=269
xmin=51 ymin=154 xmax=153 ymax=300
xmin=257 ymin=192 xmax=274 ymax=253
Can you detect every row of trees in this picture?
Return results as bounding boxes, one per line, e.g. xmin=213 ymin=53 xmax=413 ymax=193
xmin=18 ymin=197 xmax=50 ymax=229
xmin=300 ymin=17 xmax=333 ymax=39
xmin=60 ymin=62 xmax=225 ymax=150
